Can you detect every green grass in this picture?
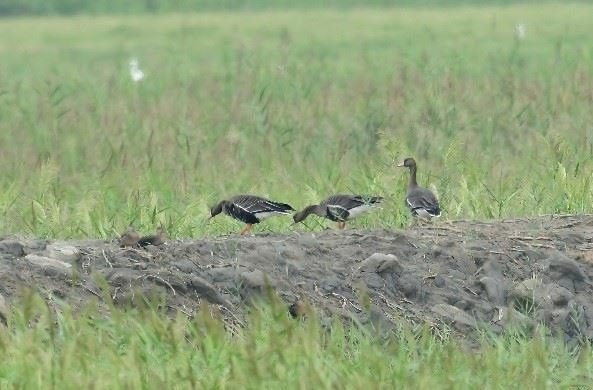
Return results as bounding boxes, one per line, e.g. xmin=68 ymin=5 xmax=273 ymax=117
xmin=3 ymin=0 xmax=589 ymax=16
xmin=1 ymin=5 xmax=593 ymax=385
xmin=0 ymin=293 xmax=591 ymax=388
xmin=0 ymin=4 xmax=592 ymax=239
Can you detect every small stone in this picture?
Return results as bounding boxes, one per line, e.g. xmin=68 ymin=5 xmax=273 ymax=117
xmin=25 ymin=254 xmax=72 ymax=276
xmin=359 ymin=253 xmax=403 ymax=275
xmin=432 ymin=303 xmax=476 ymax=328
xmin=45 ymin=243 xmax=81 ymax=263
xmin=0 ymin=240 xmax=25 ymax=257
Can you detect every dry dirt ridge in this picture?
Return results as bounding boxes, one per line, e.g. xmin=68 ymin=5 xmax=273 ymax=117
xmin=2 ymin=215 xmax=593 ymax=344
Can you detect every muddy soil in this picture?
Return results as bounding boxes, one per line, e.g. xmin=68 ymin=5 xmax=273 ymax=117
xmin=2 ymin=214 xmax=593 ymax=344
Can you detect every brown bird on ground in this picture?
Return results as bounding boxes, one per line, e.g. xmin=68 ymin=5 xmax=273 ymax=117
xmin=138 ymin=227 xmax=167 ymax=248
xmin=288 ymin=299 xmax=310 ymax=319
xmin=119 ymin=226 xmax=140 ymax=248
xmin=209 ymin=194 xmax=295 ymax=235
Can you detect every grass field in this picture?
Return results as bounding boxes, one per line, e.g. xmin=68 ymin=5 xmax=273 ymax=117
xmin=0 ymin=294 xmax=590 ymax=388
xmin=1 ymin=4 xmax=593 ymax=238
xmin=1 ymin=4 xmax=593 ymax=387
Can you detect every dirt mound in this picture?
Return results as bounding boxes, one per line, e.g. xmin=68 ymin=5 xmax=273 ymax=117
xmin=2 ymin=215 xmax=593 ymax=344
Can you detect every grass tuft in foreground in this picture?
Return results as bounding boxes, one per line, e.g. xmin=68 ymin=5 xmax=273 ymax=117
xmin=0 ymin=293 xmax=591 ymax=388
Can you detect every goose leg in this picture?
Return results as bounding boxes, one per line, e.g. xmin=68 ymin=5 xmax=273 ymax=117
xmin=240 ymin=224 xmax=253 ymax=235
xmin=337 ymin=222 xmax=346 ymax=230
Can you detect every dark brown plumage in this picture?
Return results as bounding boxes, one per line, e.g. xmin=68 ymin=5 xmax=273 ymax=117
xmin=292 ymin=194 xmax=383 ymax=229
xmin=138 ymin=227 xmax=167 ymax=248
xmin=119 ymin=226 xmax=140 ymax=248
xmin=288 ymin=300 xmax=310 ymax=319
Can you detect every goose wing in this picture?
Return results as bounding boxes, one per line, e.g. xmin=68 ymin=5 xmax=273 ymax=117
xmin=323 ymin=194 xmax=384 ymax=221
xmin=323 ymin=194 xmax=382 ymax=210
xmin=406 ymin=188 xmax=441 ymax=217
xmin=231 ymin=195 xmax=295 ymax=215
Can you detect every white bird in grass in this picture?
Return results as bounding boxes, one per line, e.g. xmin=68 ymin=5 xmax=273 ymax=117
xmin=129 ymin=58 xmax=145 ymax=82
xmin=515 ymin=23 xmax=526 ymax=41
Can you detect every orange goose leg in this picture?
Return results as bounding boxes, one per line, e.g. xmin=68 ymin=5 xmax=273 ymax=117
xmin=240 ymin=224 xmax=253 ymax=235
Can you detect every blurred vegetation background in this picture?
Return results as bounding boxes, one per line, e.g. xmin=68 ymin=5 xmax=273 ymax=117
xmin=1 ymin=0 xmax=588 ymax=16
xmin=0 ymin=3 xmax=592 ymax=238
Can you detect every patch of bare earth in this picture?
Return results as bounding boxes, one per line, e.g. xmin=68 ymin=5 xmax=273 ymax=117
xmin=2 ymin=214 xmax=593 ymax=345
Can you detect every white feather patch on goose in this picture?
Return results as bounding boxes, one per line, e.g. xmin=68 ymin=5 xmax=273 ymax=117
xmin=253 ymin=211 xmax=284 ymax=220
xmin=327 ymin=203 xmax=378 ymax=220
xmin=345 ymin=204 xmax=376 ymax=219
xmin=231 ymin=203 xmax=287 ymax=220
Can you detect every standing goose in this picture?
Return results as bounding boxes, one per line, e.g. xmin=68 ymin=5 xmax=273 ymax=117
xmin=209 ymin=194 xmax=295 ymax=235
xmin=397 ymin=157 xmax=441 ymax=219
xmin=293 ymin=194 xmax=383 ymax=229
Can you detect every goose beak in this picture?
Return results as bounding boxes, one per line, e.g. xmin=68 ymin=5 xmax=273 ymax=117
xmin=396 ymin=161 xmax=405 ymax=167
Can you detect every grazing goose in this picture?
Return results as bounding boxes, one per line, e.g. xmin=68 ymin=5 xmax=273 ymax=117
xmin=209 ymin=194 xmax=295 ymax=235
xmin=292 ymin=194 xmax=383 ymax=229
xmin=119 ymin=226 xmax=140 ymax=248
xmin=138 ymin=227 xmax=167 ymax=248
xmin=397 ymin=157 xmax=441 ymax=219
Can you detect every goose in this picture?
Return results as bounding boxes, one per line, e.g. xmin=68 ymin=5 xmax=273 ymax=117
xmin=292 ymin=194 xmax=383 ymax=229
xmin=209 ymin=194 xmax=295 ymax=235
xmin=397 ymin=157 xmax=441 ymax=219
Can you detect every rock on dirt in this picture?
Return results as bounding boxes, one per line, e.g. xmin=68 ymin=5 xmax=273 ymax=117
xmin=358 ymin=253 xmax=403 ymax=274
xmin=44 ymin=243 xmax=81 ymax=263
xmin=1 ymin=215 xmax=593 ymax=345
xmin=24 ymin=254 xmax=73 ymax=277
xmin=0 ymin=240 xmax=25 ymax=257
xmin=432 ymin=303 xmax=477 ymax=329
